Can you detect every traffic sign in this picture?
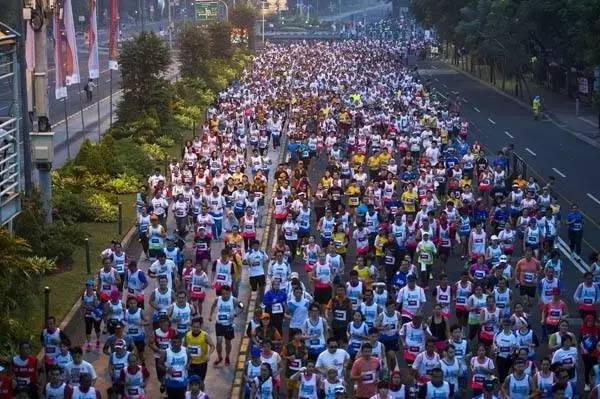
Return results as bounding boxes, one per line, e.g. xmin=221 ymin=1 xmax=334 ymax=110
xmin=194 ymin=1 xmax=219 ymax=24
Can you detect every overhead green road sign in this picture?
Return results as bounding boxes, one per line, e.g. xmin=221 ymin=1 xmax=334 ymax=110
xmin=195 ymin=1 xmax=219 ymax=24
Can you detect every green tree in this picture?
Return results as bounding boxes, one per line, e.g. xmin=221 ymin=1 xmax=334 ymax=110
xmin=117 ymin=32 xmax=172 ymax=126
xmin=178 ymin=23 xmax=212 ymax=79
xmin=0 ymin=228 xmax=55 ymax=361
xmin=208 ymin=21 xmax=233 ymax=58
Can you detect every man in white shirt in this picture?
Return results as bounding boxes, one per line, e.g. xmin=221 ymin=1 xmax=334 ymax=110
xmin=149 ymin=252 xmax=177 ymax=289
xmin=315 ymin=337 xmax=350 ymax=379
xmin=63 ymin=346 xmax=97 ymax=387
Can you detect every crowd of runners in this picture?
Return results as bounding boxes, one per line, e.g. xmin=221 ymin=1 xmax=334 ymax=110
xmin=1 ymin=17 xmax=598 ymax=399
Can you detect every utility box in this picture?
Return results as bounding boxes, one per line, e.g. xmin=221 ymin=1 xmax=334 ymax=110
xmin=30 ymin=132 xmax=55 ymax=165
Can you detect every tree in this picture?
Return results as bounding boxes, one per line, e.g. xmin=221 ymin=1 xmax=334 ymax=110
xmin=177 ymin=24 xmax=212 ymax=79
xmin=208 ymin=21 xmax=233 ymax=58
xmin=117 ymin=32 xmax=173 ymax=126
xmin=230 ymin=4 xmax=257 ymax=49
xmin=0 ymin=228 xmax=55 ymax=361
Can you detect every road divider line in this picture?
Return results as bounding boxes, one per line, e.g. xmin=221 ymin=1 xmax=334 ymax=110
xmin=552 ymin=168 xmax=566 ymax=178
xmin=431 ymin=65 xmax=438 ymax=69
xmin=556 ymin=237 xmax=590 ymax=273
xmin=434 ymin=78 xmax=439 ymax=82
xmin=442 ymin=83 xmax=448 ymax=88
xmin=473 ymin=106 xmax=481 ymax=113
xmin=504 ymin=131 xmax=514 ymax=138
xmin=462 ymin=98 xmax=469 ymax=103
xmin=437 ymin=92 xmax=447 ymax=100
xmin=525 ymin=148 xmax=536 ymax=156
xmin=488 ymin=118 xmax=496 ymax=125
xmin=587 ymin=193 xmax=600 ymax=206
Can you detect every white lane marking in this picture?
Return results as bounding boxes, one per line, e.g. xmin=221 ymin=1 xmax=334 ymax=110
xmin=462 ymin=98 xmax=469 ymax=103
xmin=431 ymin=65 xmax=438 ymax=69
xmin=442 ymin=83 xmax=448 ymax=88
xmin=473 ymin=107 xmax=481 ymax=113
xmin=437 ymin=92 xmax=447 ymax=100
xmin=488 ymin=118 xmax=496 ymax=125
xmin=552 ymin=168 xmax=566 ymax=178
xmin=579 ymin=116 xmax=599 ymax=128
xmin=556 ymin=237 xmax=590 ymax=273
xmin=504 ymin=131 xmax=514 ymax=139
xmin=525 ymin=148 xmax=536 ymax=156
xmin=434 ymin=78 xmax=439 ymax=82
xmin=587 ymin=193 xmax=600 ymax=206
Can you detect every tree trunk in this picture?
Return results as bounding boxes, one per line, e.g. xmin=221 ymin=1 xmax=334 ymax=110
xmin=490 ymin=59 xmax=495 ymax=84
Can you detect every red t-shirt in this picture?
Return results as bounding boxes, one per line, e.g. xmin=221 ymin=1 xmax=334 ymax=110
xmin=0 ymin=376 xmax=13 ymax=399
xmin=350 ymin=356 xmax=381 ymax=398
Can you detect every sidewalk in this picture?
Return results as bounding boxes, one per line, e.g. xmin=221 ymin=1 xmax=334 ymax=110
xmin=50 ymin=60 xmax=179 ymax=170
xmin=442 ymin=55 xmax=600 ymax=146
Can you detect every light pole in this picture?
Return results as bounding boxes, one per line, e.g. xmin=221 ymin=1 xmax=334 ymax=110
xmin=168 ymin=0 xmax=173 ymax=49
xmin=262 ymin=1 xmax=266 ymax=44
xmin=219 ymin=0 xmax=229 ymax=22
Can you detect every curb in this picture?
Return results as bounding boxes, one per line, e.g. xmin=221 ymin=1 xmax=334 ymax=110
xmin=230 ymin=117 xmax=290 ymax=399
xmin=438 ymin=59 xmax=600 ymax=151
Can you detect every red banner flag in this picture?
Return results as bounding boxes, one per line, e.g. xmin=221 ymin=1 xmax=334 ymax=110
xmin=64 ymin=0 xmax=81 ymax=85
xmin=87 ymin=0 xmax=99 ymax=79
xmin=108 ymin=0 xmax=119 ymax=70
xmin=53 ymin=15 xmax=67 ymax=99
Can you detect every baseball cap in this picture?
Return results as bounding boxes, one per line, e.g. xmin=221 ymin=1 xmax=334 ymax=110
xmin=499 ymin=255 xmax=508 ymax=262
xmin=552 ymin=287 xmax=561 ymax=295
xmin=490 ymin=235 xmax=499 ymax=240
xmin=250 ymin=346 xmax=261 ymax=358
xmin=110 ymin=290 xmax=120 ymax=300
xmin=85 ymin=279 xmax=95 ymax=287
xmin=290 ymin=272 xmax=300 ymax=280
xmin=114 ymin=339 xmax=126 ymax=349
xmin=189 ymin=375 xmax=201 ymax=384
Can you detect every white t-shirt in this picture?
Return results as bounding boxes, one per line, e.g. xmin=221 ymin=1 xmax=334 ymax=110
xmin=150 ymin=260 xmax=176 ymax=288
xmin=64 ymin=360 xmax=97 ymax=386
xmin=315 ymin=349 xmax=350 ymax=379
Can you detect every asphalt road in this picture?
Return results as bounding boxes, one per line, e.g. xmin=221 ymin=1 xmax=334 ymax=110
xmin=267 ymin=52 xmax=591 ymax=397
xmin=419 ymin=59 xmax=600 ymax=262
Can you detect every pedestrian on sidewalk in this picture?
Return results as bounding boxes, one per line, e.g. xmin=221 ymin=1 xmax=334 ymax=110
xmin=84 ymin=78 xmax=96 ymax=103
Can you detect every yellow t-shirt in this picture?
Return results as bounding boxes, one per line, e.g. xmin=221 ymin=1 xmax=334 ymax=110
xmin=351 ymin=153 xmax=365 ymax=167
xmin=353 ymin=265 xmax=372 ymax=289
xmin=374 ymin=235 xmax=388 ymax=257
xmin=401 ymin=191 xmax=418 ymax=212
xmin=332 ymin=232 xmax=347 ymax=254
xmin=367 ymin=156 xmax=380 ymax=171
xmin=185 ymin=330 xmax=209 ymax=364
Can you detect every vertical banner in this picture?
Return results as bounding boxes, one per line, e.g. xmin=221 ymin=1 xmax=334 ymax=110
xmin=108 ymin=0 xmax=119 ymax=70
xmin=64 ymin=0 xmax=81 ymax=85
xmin=87 ymin=0 xmax=100 ymax=79
xmin=53 ymin=16 xmax=67 ymax=99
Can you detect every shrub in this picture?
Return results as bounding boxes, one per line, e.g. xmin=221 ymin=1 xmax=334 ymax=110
xmin=112 ymin=138 xmax=154 ymax=177
xmin=141 ymin=143 xmax=168 ymax=162
xmin=155 ymin=135 xmax=175 ymax=148
xmin=14 ymin=192 xmax=86 ymax=267
xmin=87 ymin=192 xmax=118 ymax=222
xmin=52 ymin=186 xmax=95 ymax=223
xmin=103 ymin=173 xmax=141 ymax=194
